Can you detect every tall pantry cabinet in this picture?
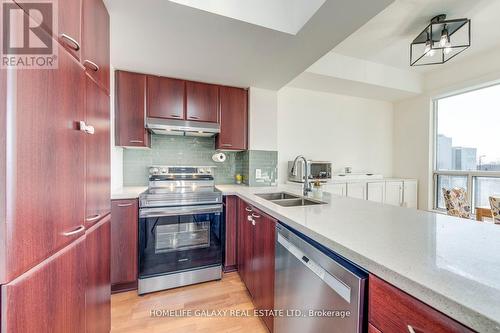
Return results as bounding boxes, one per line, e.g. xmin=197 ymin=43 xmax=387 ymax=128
xmin=0 ymin=0 xmax=111 ymax=332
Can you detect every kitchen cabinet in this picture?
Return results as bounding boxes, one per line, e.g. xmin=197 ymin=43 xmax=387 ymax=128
xmin=85 ymin=75 xmax=110 ymax=227
xmin=238 ymin=199 xmax=276 ymax=332
xmin=323 ymin=183 xmax=347 ymax=196
xmin=15 ymin=0 xmax=82 ymax=60
xmin=115 ymin=70 xmax=150 ymax=148
xmin=86 ymin=216 xmax=111 ymax=333
xmin=82 ymin=0 xmax=110 ymax=92
xmin=147 ymin=75 xmax=185 ymax=120
xmin=224 ymin=196 xmax=238 ymax=271
xmin=216 ymin=86 xmax=248 ymax=150
xmin=186 ymin=81 xmax=219 ymax=123
xmin=403 ymin=180 xmax=418 ymax=208
xmin=1 ymin=237 xmax=86 ymax=333
xmin=385 ymin=181 xmax=403 ymax=207
xmin=347 ymin=182 xmax=367 ymax=200
xmin=0 ymin=39 xmax=86 ymax=283
xmin=369 ymin=274 xmax=474 ymax=333
xmin=367 ymin=182 xmax=385 ymax=203
xmin=111 ymin=199 xmax=139 ymax=291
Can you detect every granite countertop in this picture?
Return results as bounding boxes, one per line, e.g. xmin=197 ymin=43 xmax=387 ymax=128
xmin=215 ymin=184 xmax=500 ymax=333
xmin=111 ymin=186 xmax=147 ymax=200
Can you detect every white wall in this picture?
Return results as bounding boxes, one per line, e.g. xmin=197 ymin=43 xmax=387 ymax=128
xmin=393 ymin=46 xmax=500 ymax=210
xmin=248 ymin=87 xmax=278 ymax=151
xmin=277 ymin=87 xmax=394 ymax=183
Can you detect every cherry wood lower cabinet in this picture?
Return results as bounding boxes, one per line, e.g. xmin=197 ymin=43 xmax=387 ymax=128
xmin=216 ymin=86 xmax=248 ymax=150
xmin=223 ymin=196 xmax=238 ymax=272
xmin=369 ymin=274 xmax=474 ymax=333
xmin=111 ymin=199 xmax=139 ymax=291
xmin=85 ymin=75 xmax=110 ymax=227
xmin=85 ymin=216 xmax=111 ymax=333
xmin=1 ymin=237 xmax=86 ymax=333
xmin=237 ymin=198 xmax=276 ymax=333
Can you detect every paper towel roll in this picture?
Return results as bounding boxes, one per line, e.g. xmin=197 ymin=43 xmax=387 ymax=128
xmin=212 ymin=152 xmax=226 ymax=163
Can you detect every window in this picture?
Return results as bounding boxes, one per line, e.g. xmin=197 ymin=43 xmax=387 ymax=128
xmin=434 ymin=83 xmax=500 ymax=212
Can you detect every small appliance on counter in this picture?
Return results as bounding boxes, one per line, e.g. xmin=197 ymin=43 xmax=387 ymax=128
xmin=138 ymin=166 xmax=223 ymax=295
xmin=288 ymin=160 xmax=332 ymax=183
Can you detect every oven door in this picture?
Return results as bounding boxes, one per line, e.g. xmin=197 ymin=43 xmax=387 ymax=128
xmin=138 ymin=204 xmax=222 ymax=279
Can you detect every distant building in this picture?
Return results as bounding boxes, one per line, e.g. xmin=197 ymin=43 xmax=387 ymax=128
xmin=452 ymin=147 xmax=477 ymax=171
xmin=479 ymin=163 xmax=500 ymax=171
xmin=437 ymin=134 xmax=452 ymax=170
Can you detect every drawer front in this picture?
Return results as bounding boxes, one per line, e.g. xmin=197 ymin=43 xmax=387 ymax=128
xmin=369 ymin=275 xmax=474 ymax=333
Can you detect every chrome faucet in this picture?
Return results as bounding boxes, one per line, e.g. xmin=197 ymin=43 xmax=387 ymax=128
xmin=290 ymin=155 xmax=311 ymax=196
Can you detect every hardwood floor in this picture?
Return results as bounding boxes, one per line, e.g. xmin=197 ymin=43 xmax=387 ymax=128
xmin=111 ymin=272 xmax=268 ymax=333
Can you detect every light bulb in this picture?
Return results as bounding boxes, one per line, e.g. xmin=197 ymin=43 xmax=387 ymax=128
xmin=424 ymin=40 xmax=435 ymax=57
xmin=444 ymin=47 xmax=452 ymax=55
xmin=440 ymin=28 xmax=449 ymax=47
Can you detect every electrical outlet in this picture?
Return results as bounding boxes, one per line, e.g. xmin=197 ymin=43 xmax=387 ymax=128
xmin=255 ymin=169 xmax=262 ymax=179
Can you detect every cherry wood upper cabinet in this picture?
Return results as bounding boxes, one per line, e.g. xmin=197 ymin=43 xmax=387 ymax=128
xmin=86 ymin=216 xmax=111 ymax=333
xmin=115 ymin=70 xmax=150 ymax=148
xmin=186 ymin=81 xmax=219 ymax=123
xmin=0 ymin=40 xmax=86 ymax=284
xmin=1 ymin=237 xmax=86 ymax=333
xmin=82 ymin=0 xmax=110 ymax=93
xmin=216 ymin=86 xmax=248 ymax=150
xmin=85 ymin=75 xmax=110 ymax=227
xmin=15 ymin=0 xmax=82 ymax=60
xmin=111 ymin=199 xmax=138 ymax=290
xmin=147 ymin=76 xmax=185 ymax=120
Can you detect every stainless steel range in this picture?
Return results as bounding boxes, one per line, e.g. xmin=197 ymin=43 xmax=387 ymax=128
xmin=138 ymin=166 xmax=223 ymax=295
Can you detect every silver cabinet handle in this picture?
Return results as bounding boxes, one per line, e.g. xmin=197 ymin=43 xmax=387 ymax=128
xmin=251 ymin=213 xmax=261 ymax=219
xmin=247 ymin=215 xmax=253 ymax=222
xmin=245 ymin=207 xmax=252 ymax=212
xmin=117 ymin=203 xmax=133 ymax=207
xmin=252 ymin=220 xmax=256 ymax=226
xmin=188 ymin=116 xmax=200 ymax=119
xmin=129 ymin=139 xmax=143 ymax=144
xmin=170 ymin=114 xmax=181 ymax=118
xmin=85 ymin=214 xmax=101 ymax=222
xmin=79 ymin=121 xmax=95 ymax=134
xmin=60 ymin=33 xmax=80 ymax=51
xmin=83 ymin=59 xmax=99 ymax=72
xmin=407 ymin=325 xmax=416 ymax=333
xmin=62 ymin=225 xmax=85 ymax=237
xmin=221 ymin=144 xmax=232 ymax=147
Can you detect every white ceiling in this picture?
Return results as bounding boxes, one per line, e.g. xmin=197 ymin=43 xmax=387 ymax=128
xmin=104 ymin=0 xmax=393 ymax=89
xmin=167 ymin=0 xmax=326 ymax=35
xmin=332 ymin=0 xmax=500 ymax=72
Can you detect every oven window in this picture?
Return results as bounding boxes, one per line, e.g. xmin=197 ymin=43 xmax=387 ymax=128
xmin=155 ymin=220 xmax=210 ymax=253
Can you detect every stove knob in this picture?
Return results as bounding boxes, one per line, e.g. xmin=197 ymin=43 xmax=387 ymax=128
xmin=150 ymin=167 xmax=159 ymax=175
xmin=206 ymin=169 xmax=211 ymax=174
xmin=199 ymin=168 xmax=205 ymax=174
xmin=160 ymin=168 xmax=167 ymax=174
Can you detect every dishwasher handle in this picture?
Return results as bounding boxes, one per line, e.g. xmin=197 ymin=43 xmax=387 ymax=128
xmin=277 ymin=232 xmax=351 ymax=303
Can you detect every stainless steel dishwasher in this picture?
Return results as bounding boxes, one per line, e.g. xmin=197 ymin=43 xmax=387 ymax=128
xmin=274 ymin=223 xmax=367 ymax=333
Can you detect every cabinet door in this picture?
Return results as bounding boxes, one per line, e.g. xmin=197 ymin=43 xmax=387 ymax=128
xmin=216 ymin=86 xmax=247 ymax=150
xmin=224 ymin=196 xmax=238 ymax=271
xmin=186 ymin=81 xmax=219 ymax=122
xmin=85 ymin=75 xmax=110 ymax=227
xmin=111 ymin=199 xmax=138 ymax=287
xmin=367 ymin=182 xmax=385 ymax=203
xmin=86 ymin=216 xmax=111 ymax=333
xmin=403 ymin=180 xmax=418 ymax=209
xmin=15 ymin=0 xmax=82 ymax=60
xmin=252 ymin=207 xmax=276 ymax=333
xmin=238 ymin=199 xmax=254 ymax=296
xmin=115 ymin=71 xmax=149 ymax=147
xmin=1 ymin=38 xmax=86 ymax=283
xmin=147 ymin=76 xmax=185 ymax=120
xmin=385 ymin=181 xmax=403 ymax=207
xmin=324 ymin=183 xmax=346 ymax=196
xmin=1 ymin=237 xmax=86 ymax=333
xmin=82 ymin=0 xmax=110 ymax=92
xmin=347 ymin=182 xmax=367 ymax=200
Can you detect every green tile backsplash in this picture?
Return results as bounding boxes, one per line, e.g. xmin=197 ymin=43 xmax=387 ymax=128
xmin=123 ymin=135 xmax=277 ymax=186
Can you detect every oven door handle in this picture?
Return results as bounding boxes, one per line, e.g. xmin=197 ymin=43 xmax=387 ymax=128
xmin=139 ymin=204 xmax=223 ymax=218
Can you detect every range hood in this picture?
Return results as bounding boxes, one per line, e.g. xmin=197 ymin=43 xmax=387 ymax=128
xmin=146 ymin=117 xmax=220 ymax=137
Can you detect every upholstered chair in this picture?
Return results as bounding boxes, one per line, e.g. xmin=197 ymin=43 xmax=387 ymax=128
xmin=442 ymin=188 xmax=471 ymax=219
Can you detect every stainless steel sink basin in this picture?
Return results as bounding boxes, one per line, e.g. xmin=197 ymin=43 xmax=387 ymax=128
xmin=255 ymin=192 xmax=300 ymax=200
xmin=256 ymin=192 xmax=326 ymax=207
xmin=272 ymin=198 xmax=325 ymax=207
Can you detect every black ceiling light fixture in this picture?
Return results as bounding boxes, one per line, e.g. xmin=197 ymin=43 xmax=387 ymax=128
xmin=410 ymin=14 xmax=471 ymax=66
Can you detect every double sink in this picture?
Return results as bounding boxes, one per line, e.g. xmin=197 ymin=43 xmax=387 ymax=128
xmin=255 ymin=192 xmax=326 ymax=207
